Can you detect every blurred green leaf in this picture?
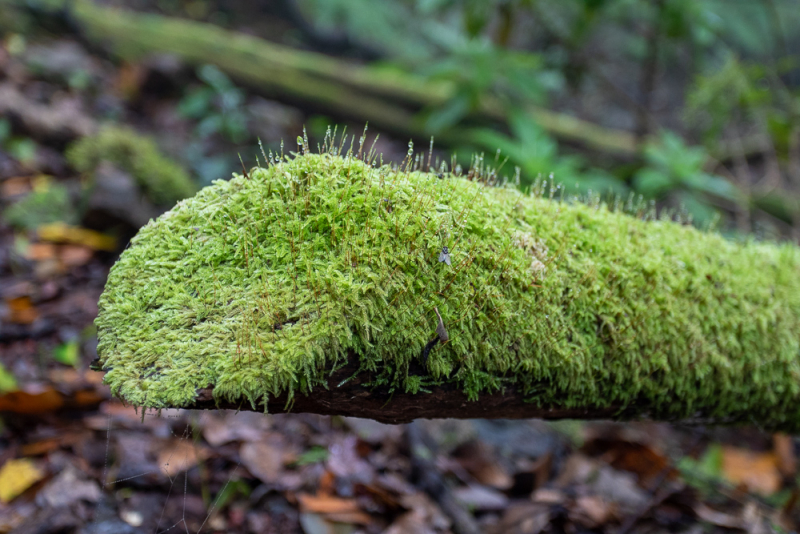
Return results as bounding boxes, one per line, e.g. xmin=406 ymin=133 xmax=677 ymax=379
xmin=634 ymin=130 xmax=743 ymax=227
xmin=178 ymin=88 xmax=214 ymax=119
xmin=0 ymin=363 xmax=17 ymax=394
xmin=53 ymin=341 xmax=80 ymax=368
xmin=211 ymin=478 xmax=250 ymax=512
xmin=470 ymin=115 xmax=628 ymax=197
xmin=0 ymin=118 xmax=10 ymax=143
xmin=295 ymin=446 xmax=328 ymax=466
xmin=6 ymin=137 xmax=37 ymax=163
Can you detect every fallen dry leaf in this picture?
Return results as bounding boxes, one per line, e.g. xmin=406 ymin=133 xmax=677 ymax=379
xmin=570 ymin=495 xmax=614 ymax=528
xmin=201 ymin=412 xmax=266 ymax=446
xmin=326 ymin=435 xmax=373 ymax=485
xmin=240 ymin=438 xmax=292 ymax=484
xmin=317 ymin=470 xmax=336 ymax=496
xmin=59 ymin=244 xmax=94 ymax=267
xmin=490 ymin=502 xmax=550 ymax=534
xmin=721 ymin=447 xmax=781 ymax=496
xmin=583 ymin=436 xmax=672 ymax=487
xmin=321 ymin=511 xmax=372 ymax=525
xmin=4 ymin=295 xmax=38 ymax=324
xmin=37 ymin=222 xmax=116 ymax=251
xmin=383 ymin=510 xmax=438 ymax=534
xmin=157 ymin=439 xmax=207 ymax=478
xmin=0 ymin=176 xmax=32 ymax=198
xmin=531 ymin=488 xmax=565 ymax=505
xmin=296 ymin=492 xmax=361 ymax=515
xmin=398 ymin=493 xmax=451 ymax=531
xmin=22 ymin=436 xmax=70 ymax=456
xmin=774 ymin=434 xmax=797 ymax=479
xmin=694 ymin=503 xmax=742 ymax=529
xmin=0 ymin=458 xmax=45 ymax=503
xmin=35 ymin=465 xmax=102 ymax=508
xmin=453 ymin=440 xmax=513 ymax=490
xmin=71 ymin=389 xmax=107 ymax=407
xmin=23 ymin=242 xmax=57 ymax=261
xmin=0 ymin=386 xmax=64 ymax=413
xmin=453 ymin=484 xmax=509 ymax=511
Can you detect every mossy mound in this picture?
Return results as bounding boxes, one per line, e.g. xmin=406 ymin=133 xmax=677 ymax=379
xmin=67 ymin=125 xmax=196 ymax=205
xmin=3 ymin=181 xmax=78 ymax=230
xmin=95 ymin=152 xmax=800 ymax=429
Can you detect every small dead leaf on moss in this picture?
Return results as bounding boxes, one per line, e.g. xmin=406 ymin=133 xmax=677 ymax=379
xmin=721 ymin=446 xmax=781 ymax=496
xmin=0 ymin=458 xmax=45 ymax=503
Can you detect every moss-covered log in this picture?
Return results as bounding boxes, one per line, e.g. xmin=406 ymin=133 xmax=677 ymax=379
xmin=95 ymin=150 xmax=800 ymax=430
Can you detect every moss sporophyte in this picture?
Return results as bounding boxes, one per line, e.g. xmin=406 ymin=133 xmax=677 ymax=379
xmin=95 ymin=148 xmax=800 ymax=430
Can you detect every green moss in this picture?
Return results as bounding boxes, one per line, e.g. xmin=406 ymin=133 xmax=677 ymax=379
xmin=66 ymin=125 xmax=196 ymax=205
xmin=3 ymin=182 xmax=78 ymax=230
xmin=95 ymin=152 xmax=800 ymax=430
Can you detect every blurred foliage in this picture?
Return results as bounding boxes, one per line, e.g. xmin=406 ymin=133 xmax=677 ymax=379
xmin=472 ymin=114 xmax=627 ymax=197
xmin=677 ymin=444 xmax=724 ymax=498
xmin=0 ymin=118 xmax=37 ymax=164
xmin=2 ymin=180 xmax=78 ymax=231
xmin=294 ymin=446 xmax=329 ymax=466
xmin=0 ymin=363 xmax=17 ymax=394
xmin=687 ymin=55 xmax=800 ymax=155
xmin=66 ymin=125 xmax=196 ymax=205
xmin=295 ymin=0 xmax=800 ymax=233
xmin=178 ymin=64 xmax=249 ymax=144
xmin=53 ymin=341 xmax=80 ymax=368
xmin=421 ymin=43 xmax=562 ymax=133
xmin=634 ymin=131 xmax=743 ymax=226
xmin=178 ymin=64 xmax=251 ymax=186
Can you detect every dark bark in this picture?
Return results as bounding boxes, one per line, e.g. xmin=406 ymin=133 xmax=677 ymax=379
xmin=189 ymin=352 xmax=623 ymax=425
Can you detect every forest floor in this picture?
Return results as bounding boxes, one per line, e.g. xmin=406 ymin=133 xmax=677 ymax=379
xmin=0 ymin=29 xmax=799 ymax=534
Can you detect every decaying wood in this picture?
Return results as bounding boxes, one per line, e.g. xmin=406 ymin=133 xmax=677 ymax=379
xmin=189 ymin=352 xmax=623 ymax=425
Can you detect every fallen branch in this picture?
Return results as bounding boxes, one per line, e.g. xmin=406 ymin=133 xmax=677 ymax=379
xmin=189 ymin=353 xmax=622 ymax=425
xmin=4 ymin=0 xmax=638 ymax=156
xmin=94 ymin=152 xmax=800 ymax=431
